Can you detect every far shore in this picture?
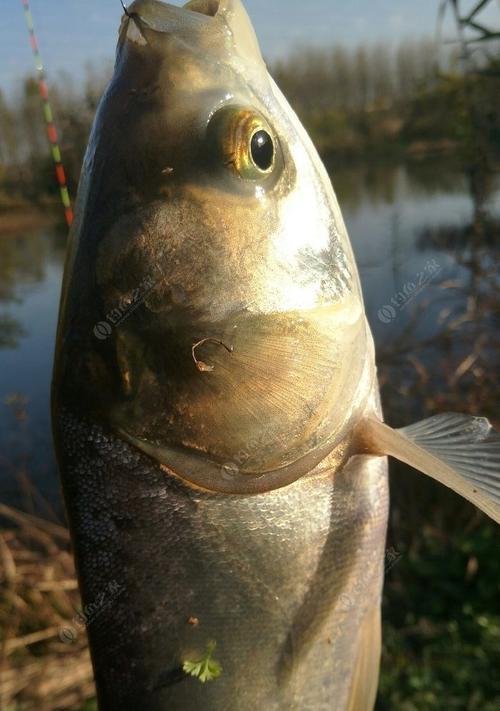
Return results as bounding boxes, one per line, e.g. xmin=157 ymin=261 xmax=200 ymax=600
xmin=0 ymin=204 xmax=62 ymax=235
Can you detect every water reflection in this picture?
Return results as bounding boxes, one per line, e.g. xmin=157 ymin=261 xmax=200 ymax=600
xmin=0 ymin=220 xmax=66 ymax=506
xmin=327 ymin=159 xmax=469 ymax=212
xmin=417 ymin=217 xmax=499 ymax=250
xmin=0 ymin=219 xmax=66 ymax=345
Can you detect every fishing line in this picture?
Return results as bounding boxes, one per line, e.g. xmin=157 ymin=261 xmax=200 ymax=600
xmin=20 ymin=0 xmax=74 ymax=227
xmin=120 ymin=0 xmax=131 ymax=17
xmin=120 ymin=0 xmax=143 ymax=29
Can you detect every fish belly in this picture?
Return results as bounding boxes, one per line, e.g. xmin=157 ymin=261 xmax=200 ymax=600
xmin=56 ymin=411 xmax=388 ymax=711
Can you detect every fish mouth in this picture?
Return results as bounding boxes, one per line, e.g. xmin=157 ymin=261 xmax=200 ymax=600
xmin=119 ymin=1 xmax=231 ymax=51
xmin=118 ymin=0 xmax=264 ymax=91
xmin=123 ymin=0 xmax=222 ymax=30
xmin=118 ymin=1 xmax=225 ymax=61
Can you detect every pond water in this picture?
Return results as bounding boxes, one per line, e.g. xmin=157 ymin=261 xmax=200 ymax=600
xmin=0 ymin=161 xmax=498 ymax=507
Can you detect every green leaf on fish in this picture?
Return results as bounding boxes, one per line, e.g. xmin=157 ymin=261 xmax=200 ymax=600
xmin=183 ymin=641 xmax=222 ymax=683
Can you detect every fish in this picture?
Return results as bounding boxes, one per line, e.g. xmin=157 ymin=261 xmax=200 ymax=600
xmin=51 ymin=1 xmax=500 ymax=709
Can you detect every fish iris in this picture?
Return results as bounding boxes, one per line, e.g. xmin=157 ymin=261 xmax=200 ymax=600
xmin=207 ymin=106 xmax=278 ymax=180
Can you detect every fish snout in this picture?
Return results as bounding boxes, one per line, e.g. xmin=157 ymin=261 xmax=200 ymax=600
xmin=122 ymin=0 xmax=219 ymax=34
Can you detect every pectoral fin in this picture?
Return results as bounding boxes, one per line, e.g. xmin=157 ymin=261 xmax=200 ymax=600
xmin=357 ymin=413 xmax=500 ymax=524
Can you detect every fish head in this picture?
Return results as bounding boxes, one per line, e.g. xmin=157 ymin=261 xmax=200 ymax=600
xmin=54 ymin=0 xmax=375 ymax=493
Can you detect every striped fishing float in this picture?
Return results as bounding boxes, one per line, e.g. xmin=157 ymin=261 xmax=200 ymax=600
xmin=21 ymin=0 xmax=74 ymax=226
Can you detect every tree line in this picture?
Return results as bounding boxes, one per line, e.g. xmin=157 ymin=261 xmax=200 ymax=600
xmin=273 ymin=38 xmax=442 ymax=113
xmin=0 ymin=37 xmax=499 ymax=208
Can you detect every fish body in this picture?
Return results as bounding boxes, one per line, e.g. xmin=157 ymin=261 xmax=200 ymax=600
xmin=53 ymin=1 xmax=500 ymax=710
xmin=57 ymin=413 xmax=387 ymax=710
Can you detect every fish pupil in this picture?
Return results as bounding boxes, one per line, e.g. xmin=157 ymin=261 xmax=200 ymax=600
xmin=250 ymin=130 xmax=274 ymax=171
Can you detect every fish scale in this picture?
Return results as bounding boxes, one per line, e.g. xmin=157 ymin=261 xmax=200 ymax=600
xmin=56 ymin=410 xmax=388 ymax=710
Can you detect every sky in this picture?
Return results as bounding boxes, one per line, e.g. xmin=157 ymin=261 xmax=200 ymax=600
xmin=0 ymin=0 xmax=498 ymax=97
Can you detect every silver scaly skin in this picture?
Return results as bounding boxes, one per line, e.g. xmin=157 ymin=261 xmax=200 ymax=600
xmin=56 ymin=412 xmax=387 ymax=709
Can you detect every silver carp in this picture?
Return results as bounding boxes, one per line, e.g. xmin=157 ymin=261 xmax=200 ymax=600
xmin=52 ymin=2 xmax=500 ymax=709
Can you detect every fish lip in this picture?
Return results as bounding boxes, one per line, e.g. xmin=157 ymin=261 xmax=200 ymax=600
xmin=119 ymin=0 xmax=220 ymax=49
xmin=123 ymin=0 xmax=220 ymax=31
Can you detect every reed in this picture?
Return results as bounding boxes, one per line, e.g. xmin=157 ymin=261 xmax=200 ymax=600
xmin=0 ymin=504 xmax=94 ymax=711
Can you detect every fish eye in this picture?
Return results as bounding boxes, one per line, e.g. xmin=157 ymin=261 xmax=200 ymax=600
xmin=207 ymin=107 xmax=279 ymax=181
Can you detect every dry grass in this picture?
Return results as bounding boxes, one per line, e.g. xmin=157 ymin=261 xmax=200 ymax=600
xmin=0 ymin=504 xmax=94 ymax=711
